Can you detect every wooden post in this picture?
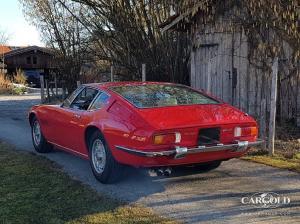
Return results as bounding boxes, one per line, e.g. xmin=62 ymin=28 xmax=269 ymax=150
xmin=62 ymin=86 xmax=66 ymax=100
xmin=110 ymin=65 xmax=114 ymax=82
xmin=76 ymin=80 xmax=81 ymax=87
xmin=54 ymin=74 xmax=58 ymax=96
xmin=45 ymin=79 xmax=50 ymax=103
xmin=268 ymin=57 xmax=279 ymax=155
xmin=297 ymin=68 xmax=300 ymax=127
xmin=142 ymin=64 xmax=146 ymax=82
xmin=207 ymin=59 xmax=211 ymax=93
xmin=260 ymin=99 xmax=267 ymax=150
xmin=40 ymin=75 xmax=45 ymax=103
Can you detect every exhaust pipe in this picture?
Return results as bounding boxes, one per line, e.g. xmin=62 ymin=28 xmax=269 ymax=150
xmin=151 ymin=167 xmax=172 ymax=176
xmin=163 ymin=167 xmax=172 ymax=176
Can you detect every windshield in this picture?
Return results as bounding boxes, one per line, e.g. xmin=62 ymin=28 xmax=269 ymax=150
xmin=110 ymin=84 xmax=219 ymax=108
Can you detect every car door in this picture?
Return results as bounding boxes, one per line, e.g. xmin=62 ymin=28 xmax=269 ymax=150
xmin=51 ymin=87 xmax=99 ymax=155
xmin=43 ymin=86 xmax=83 ymax=143
xmin=74 ymin=91 xmax=112 ymax=154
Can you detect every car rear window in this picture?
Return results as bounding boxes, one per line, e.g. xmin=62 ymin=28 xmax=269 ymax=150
xmin=110 ymin=84 xmax=219 ymax=108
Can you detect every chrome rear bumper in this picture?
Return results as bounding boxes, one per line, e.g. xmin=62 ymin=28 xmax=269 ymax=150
xmin=115 ymin=139 xmax=264 ymax=159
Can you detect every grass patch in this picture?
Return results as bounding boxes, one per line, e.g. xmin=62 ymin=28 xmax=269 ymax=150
xmin=243 ymin=125 xmax=300 ymax=173
xmin=0 ymin=142 xmax=176 ymax=224
xmin=243 ymin=152 xmax=300 ymax=173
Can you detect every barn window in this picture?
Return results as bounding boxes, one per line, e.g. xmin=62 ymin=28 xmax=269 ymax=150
xmin=33 ymin=56 xmax=37 ymax=64
xmin=26 ymin=56 xmax=31 ymax=64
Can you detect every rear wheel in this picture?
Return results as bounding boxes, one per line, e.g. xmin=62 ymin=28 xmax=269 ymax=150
xmin=88 ymin=131 xmax=123 ymax=184
xmin=31 ymin=117 xmax=52 ymax=153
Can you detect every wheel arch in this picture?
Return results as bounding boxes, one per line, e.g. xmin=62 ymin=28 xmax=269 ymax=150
xmin=84 ymin=125 xmax=103 ymax=151
xmin=29 ymin=112 xmax=37 ymax=126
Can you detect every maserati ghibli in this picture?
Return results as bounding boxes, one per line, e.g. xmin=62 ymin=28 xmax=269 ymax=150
xmin=29 ymin=82 xmax=263 ymax=183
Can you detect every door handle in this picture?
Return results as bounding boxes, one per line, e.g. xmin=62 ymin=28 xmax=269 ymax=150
xmin=73 ymin=114 xmax=81 ymax=119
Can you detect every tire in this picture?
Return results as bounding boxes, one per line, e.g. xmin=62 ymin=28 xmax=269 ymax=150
xmin=195 ymin=161 xmax=222 ymax=172
xmin=88 ymin=131 xmax=123 ymax=184
xmin=31 ymin=117 xmax=53 ymax=153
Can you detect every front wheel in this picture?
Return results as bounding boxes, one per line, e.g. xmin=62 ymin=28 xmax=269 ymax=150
xmin=31 ymin=117 xmax=52 ymax=153
xmin=88 ymin=131 xmax=123 ymax=184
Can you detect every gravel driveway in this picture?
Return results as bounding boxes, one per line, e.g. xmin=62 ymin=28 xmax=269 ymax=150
xmin=0 ymin=94 xmax=299 ymax=224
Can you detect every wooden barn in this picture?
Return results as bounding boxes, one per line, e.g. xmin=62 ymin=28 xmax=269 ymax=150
xmin=161 ymin=8 xmax=300 ymax=137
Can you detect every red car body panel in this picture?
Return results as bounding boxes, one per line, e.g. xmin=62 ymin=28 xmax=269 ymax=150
xmin=29 ymin=82 xmax=259 ymax=167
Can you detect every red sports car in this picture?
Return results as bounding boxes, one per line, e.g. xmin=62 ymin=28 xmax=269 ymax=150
xmin=29 ymin=82 xmax=263 ymax=183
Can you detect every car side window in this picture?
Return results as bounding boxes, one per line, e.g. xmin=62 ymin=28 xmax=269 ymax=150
xmin=89 ymin=92 xmax=110 ymax=110
xmin=62 ymin=87 xmax=83 ymax=108
xmin=70 ymin=87 xmax=99 ymax=110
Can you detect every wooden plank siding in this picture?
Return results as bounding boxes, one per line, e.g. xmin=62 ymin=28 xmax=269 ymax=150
xmin=190 ymin=23 xmax=300 ymax=136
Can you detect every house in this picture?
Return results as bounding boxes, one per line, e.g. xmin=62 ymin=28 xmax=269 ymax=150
xmin=4 ymin=46 xmax=56 ymax=86
xmin=160 ymin=5 xmax=300 ymax=131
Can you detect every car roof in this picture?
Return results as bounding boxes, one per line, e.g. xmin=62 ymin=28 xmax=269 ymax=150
xmin=83 ymin=81 xmax=177 ymax=90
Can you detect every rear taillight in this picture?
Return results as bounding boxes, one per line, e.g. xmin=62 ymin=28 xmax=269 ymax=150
xmin=153 ymin=132 xmax=181 ymax=145
xmin=234 ymin=126 xmax=257 ymax=137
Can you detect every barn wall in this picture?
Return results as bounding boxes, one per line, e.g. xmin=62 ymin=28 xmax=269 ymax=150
xmin=190 ymin=24 xmax=300 ymax=136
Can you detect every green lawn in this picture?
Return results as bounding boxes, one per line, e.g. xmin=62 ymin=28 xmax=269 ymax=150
xmin=0 ymin=142 xmax=176 ymax=224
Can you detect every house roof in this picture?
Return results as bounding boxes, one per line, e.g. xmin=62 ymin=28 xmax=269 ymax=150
xmin=4 ymin=45 xmax=54 ymax=57
xmin=0 ymin=45 xmax=12 ymax=54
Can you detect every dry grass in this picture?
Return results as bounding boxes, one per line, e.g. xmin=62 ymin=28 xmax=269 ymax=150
xmin=243 ymin=153 xmax=300 ymax=173
xmin=243 ymin=123 xmax=300 ymax=173
xmin=0 ymin=70 xmax=28 ymax=95
xmin=0 ymin=72 xmax=13 ymax=94
xmin=14 ymin=69 xmax=27 ymax=85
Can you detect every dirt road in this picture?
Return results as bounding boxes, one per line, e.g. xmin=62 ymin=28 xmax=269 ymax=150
xmin=0 ymin=94 xmax=299 ymax=224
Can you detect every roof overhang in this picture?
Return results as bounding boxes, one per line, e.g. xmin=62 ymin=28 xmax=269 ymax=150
xmin=4 ymin=46 xmax=54 ymax=58
xmin=159 ymin=3 xmax=202 ymax=32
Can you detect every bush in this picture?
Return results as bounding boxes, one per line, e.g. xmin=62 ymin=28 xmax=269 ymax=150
xmin=0 ymin=71 xmax=27 ymax=95
xmin=12 ymin=86 xmax=27 ymax=95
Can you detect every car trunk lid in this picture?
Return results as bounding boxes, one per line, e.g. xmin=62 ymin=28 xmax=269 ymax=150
xmin=137 ymin=104 xmax=255 ymax=130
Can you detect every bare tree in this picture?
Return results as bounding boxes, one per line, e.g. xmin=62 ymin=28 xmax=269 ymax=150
xmin=61 ymin=0 xmax=190 ymax=83
xmin=20 ymin=0 xmax=190 ymax=87
xmin=20 ymin=0 xmax=91 ymax=92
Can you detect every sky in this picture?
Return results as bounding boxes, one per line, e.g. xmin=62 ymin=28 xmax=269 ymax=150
xmin=0 ymin=0 xmax=44 ymax=46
